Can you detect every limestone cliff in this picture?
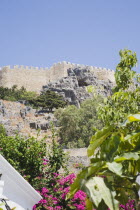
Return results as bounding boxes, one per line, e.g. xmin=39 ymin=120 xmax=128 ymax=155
xmin=43 ymin=67 xmax=114 ymax=106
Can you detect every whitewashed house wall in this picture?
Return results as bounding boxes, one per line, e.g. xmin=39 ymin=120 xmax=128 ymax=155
xmin=0 ymin=154 xmax=42 ymax=210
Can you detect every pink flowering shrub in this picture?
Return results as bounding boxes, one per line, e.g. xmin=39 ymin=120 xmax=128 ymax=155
xmin=33 ymin=173 xmax=86 ymax=210
xmin=33 ymin=169 xmax=136 ymax=210
xmin=119 ymin=200 xmax=136 ymax=210
xmin=32 ymin=159 xmax=136 ymax=210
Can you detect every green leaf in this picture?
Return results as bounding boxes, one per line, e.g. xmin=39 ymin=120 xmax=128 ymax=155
xmin=87 ymin=126 xmax=113 ymax=157
xmin=127 ymin=113 xmax=140 ymax=122
xmin=68 ymin=162 xmax=106 ymax=200
xmin=116 ymin=188 xmax=131 ymax=204
xmin=122 ymin=113 xmax=140 ymax=126
xmin=86 ymin=198 xmax=93 ymax=210
xmin=88 ymin=162 xmax=106 ymax=175
xmin=114 ymin=152 xmax=139 ymax=162
xmin=84 ymin=177 xmax=119 ymax=210
xmin=106 ymin=162 xmax=122 ymax=176
xmin=84 ymin=178 xmax=102 ymax=207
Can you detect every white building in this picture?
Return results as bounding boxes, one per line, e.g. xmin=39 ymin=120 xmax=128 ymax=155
xmin=0 ymin=154 xmax=42 ymax=210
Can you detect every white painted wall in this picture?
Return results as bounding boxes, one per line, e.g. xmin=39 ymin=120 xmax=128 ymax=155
xmin=0 ymin=155 xmax=42 ymax=210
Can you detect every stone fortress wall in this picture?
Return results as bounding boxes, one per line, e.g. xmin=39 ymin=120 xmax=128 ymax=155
xmin=0 ymin=62 xmax=115 ymax=92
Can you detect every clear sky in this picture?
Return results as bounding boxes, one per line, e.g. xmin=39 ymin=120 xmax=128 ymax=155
xmin=0 ymin=0 xmax=140 ymax=72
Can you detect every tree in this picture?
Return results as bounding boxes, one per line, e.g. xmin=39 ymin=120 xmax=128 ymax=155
xmin=98 ymin=49 xmax=140 ymax=127
xmin=98 ymin=89 xmax=140 ymax=126
xmin=32 ymin=90 xmax=67 ymax=111
xmin=55 ymin=96 xmax=103 ymax=148
xmin=115 ymin=49 xmax=137 ymax=91
xmin=55 ymin=105 xmax=81 ymax=147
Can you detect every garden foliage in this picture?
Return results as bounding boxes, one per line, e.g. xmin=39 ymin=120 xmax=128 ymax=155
xmin=98 ymin=49 xmax=140 ymax=127
xmin=33 ymin=173 xmax=87 ymax=210
xmin=68 ymin=49 xmax=140 ymax=210
xmin=68 ymin=113 xmax=140 ymax=210
xmin=0 ymin=125 xmax=87 ymax=209
xmin=0 ymin=131 xmax=47 ymax=185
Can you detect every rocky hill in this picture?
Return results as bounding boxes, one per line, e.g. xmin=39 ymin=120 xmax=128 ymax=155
xmin=43 ymin=67 xmax=114 ymax=106
xmin=0 ymin=67 xmax=115 ymax=136
xmin=0 ymin=100 xmax=57 ymax=138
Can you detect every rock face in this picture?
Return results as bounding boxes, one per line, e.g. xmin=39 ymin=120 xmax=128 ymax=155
xmin=0 ymin=100 xmax=56 ymax=137
xmin=43 ymin=68 xmax=114 ymax=106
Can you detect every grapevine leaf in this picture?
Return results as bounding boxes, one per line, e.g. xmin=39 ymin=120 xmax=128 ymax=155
xmin=106 ymin=162 xmax=122 ymax=176
xmin=84 ymin=177 xmax=119 ymax=210
xmin=87 ymin=126 xmax=113 ymax=157
xmin=114 ymin=152 xmax=139 ymax=162
xmin=127 ymin=113 xmax=140 ymax=122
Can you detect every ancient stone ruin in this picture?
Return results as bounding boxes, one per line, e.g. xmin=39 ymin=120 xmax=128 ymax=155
xmin=0 ymin=62 xmax=115 ymax=92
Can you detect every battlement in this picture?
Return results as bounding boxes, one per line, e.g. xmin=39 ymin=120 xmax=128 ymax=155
xmin=0 ymin=65 xmax=49 ymax=71
xmin=0 ymin=62 xmax=115 ymax=92
xmin=0 ymin=62 xmax=114 ymax=72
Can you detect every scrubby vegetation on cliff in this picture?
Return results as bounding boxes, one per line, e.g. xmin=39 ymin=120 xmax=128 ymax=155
xmin=0 ymin=85 xmax=37 ymax=101
xmin=0 ymin=86 xmax=67 ymax=111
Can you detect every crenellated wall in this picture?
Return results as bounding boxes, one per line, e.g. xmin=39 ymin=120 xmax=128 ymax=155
xmin=0 ymin=66 xmax=50 ymax=92
xmin=0 ymin=62 xmax=115 ymax=92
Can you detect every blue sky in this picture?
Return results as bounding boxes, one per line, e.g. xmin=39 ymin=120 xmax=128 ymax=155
xmin=0 ymin=0 xmax=140 ymax=72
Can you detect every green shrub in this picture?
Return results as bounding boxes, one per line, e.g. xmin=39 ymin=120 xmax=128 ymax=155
xmin=0 ymin=125 xmax=69 ymax=188
xmin=0 ymin=85 xmax=37 ymax=102
xmin=0 ymin=133 xmax=47 ymax=185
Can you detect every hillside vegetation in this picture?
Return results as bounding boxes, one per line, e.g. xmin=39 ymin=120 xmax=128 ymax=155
xmin=0 ymin=86 xmax=67 ymax=111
